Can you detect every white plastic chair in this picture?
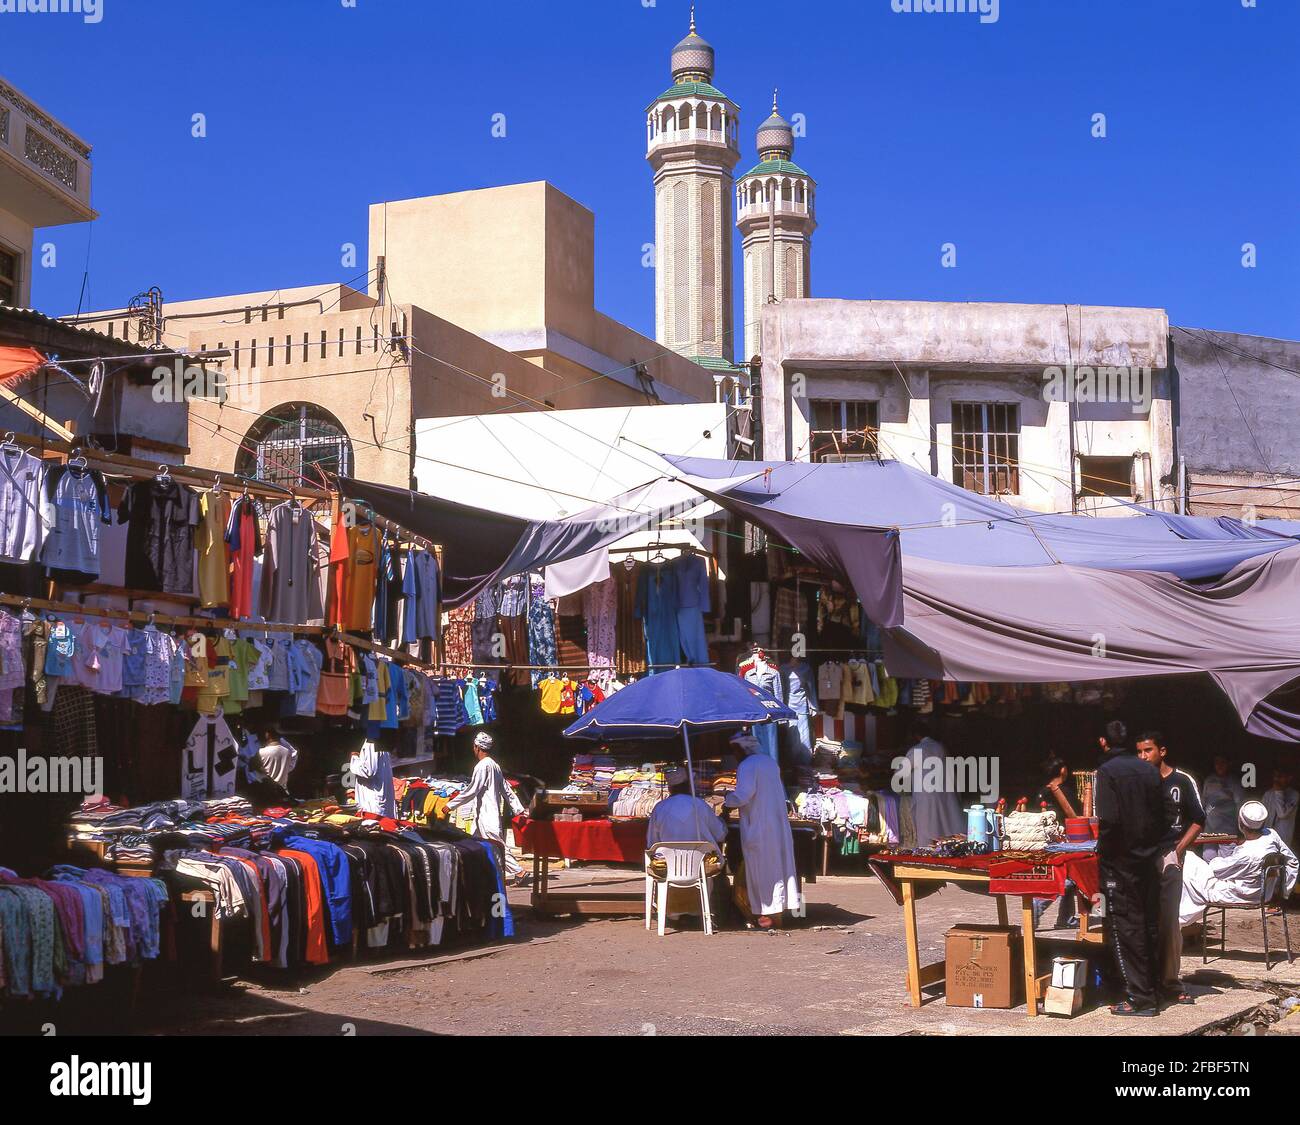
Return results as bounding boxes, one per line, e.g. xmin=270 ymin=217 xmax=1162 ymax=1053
xmin=645 ymin=842 xmax=722 ymax=936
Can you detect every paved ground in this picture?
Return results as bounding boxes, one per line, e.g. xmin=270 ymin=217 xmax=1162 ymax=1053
xmin=31 ymin=862 xmax=1293 ymax=1037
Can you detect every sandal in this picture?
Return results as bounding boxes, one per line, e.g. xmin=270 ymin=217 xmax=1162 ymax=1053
xmin=1110 ymin=1000 xmax=1158 ymax=1017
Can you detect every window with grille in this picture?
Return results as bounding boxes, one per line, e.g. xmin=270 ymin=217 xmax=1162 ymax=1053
xmin=809 ymin=399 xmax=879 ymax=462
xmin=0 ymin=247 xmax=20 ymax=305
xmin=236 ymin=403 xmax=352 ymax=490
xmin=952 ymin=401 xmax=1019 ymax=494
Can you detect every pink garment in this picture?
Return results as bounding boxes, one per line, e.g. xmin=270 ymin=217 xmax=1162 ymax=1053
xmin=583 ymin=576 xmax=617 ymax=688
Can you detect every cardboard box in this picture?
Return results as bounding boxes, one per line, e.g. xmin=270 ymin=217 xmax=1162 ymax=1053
xmin=945 ymin=924 xmax=1023 ymax=1009
xmin=1044 ymin=985 xmax=1085 ymax=1017
xmin=1051 ymin=957 xmax=1087 ymax=990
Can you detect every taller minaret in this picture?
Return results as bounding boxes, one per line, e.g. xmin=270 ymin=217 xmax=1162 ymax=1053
xmin=737 ymin=91 xmax=816 ymax=364
xmin=646 ymin=7 xmax=740 ymax=362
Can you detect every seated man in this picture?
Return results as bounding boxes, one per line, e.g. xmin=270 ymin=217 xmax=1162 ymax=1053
xmin=646 ymin=768 xmax=728 ymax=851
xmin=1179 ymin=800 xmax=1298 ymax=926
xmin=646 ymin=768 xmax=728 ymax=920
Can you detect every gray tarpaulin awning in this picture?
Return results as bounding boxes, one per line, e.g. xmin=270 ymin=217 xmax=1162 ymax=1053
xmin=340 ymin=471 xmax=758 ymax=609
xmin=883 ymin=548 xmax=1300 ymax=741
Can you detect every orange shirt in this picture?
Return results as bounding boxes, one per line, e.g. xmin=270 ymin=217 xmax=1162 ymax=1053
xmin=342 ymin=524 xmax=380 ymax=632
xmin=276 ymin=847 xmax=330 ymax=964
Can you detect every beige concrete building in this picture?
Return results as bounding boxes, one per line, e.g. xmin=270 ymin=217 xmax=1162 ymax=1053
xmin=646 ymin=14 xmax=740 ymax=364
xmin=74 ymin=182 xmax=719 ymax=491
xmin=0 ymin=75 xmax=96 ymax=307
xmin=759 ymin=298 xmax=1175 ymax=516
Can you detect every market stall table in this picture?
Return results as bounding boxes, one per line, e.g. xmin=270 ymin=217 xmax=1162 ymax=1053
xmin=517 ymin=817 xmax=650 ymax=916
xmin=516 ymin=815 xmax=821 ymax=917
xmin=869 ymin=849 xmax=1102 ymax=1017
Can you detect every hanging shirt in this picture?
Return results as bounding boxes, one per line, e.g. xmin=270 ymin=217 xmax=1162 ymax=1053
xmin=401 ymin=549 xmax=440 ymax=643
xmin=340 ymin=523 xmax=380 ymax=633
xmin=70 ymin=621 xmax=130 ymax=695
xmin=261 ymin=502 xmax=323 ymax=625
xmin=635 ymin=563 xmax=681 ymax=671
xmin=117 ymin=477 xmax=200 ymax=594
xmin=180 ymin=712 xmax=239 ymax=801
xmin=782 ymin=660 xmax=818 ymax=716
xmin=39 ymin=464 xmax=111 ymax=583
xmin=195 ymin=490 xmax=231 ymax=609
xmin=224 ymin=495 xmax=262 ymax=619
xmin=287 ymin=639 xmax=323 ymax=717
xmin=0 ymin=446 xmax=47 ymax=563
xmin=350 ymin=740 xmax=396 ymax=817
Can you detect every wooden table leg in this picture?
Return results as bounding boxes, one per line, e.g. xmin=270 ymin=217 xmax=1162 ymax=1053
xmin=901 ymin=879 xmax=923 ymax=1008
xmin=996 ymin=895 xmax=1009 ymax=927
xmin=822 ymin=834 xmax=829 ymax=877
xmin=1021 ymin=896 xmax=1038 ymax=1017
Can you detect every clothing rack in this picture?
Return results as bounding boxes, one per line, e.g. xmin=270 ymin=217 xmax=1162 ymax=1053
xmin=435 ymin=661 xmax=716 ymax=673
xmin=0 ymin=592 xmax=443 ymax=674
xmin=4 ymin=431 xmax=331 ymax=504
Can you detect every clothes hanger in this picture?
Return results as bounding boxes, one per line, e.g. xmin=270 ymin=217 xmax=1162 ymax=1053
xmin=67 ymin=446 xmax=89 ymax=471
xmin=1 ymin=432 xmax=20 ymax=454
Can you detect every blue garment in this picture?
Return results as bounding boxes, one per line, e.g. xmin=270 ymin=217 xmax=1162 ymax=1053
xmin=527 ymin=587 xmax=557 ymax=688
xmin=478 ymin=839 xmax=515 ymax=940
xmin=431 ymin=677 xmax=468 ymax=736
xmin=45 ymin=618 xmax=75 ymax=677
xmin=461 ymin=677 xmax=483 ymax=725
xmin=673 ymin=552 xmax=712 ymax=666
xmin=286 ymin=640 xmax=322 ymax=717
xmin=277 ymin=834 xmax=353 ymax=947
xmin=635 ymin=564 xmax=681 ymax=672
xmin=671 ymin=553 xmax=711 ymax=610
xmin=401 ymin=549 xmax=440 ymax=644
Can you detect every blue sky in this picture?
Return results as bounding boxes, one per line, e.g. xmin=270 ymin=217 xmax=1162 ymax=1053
xmin=9 ymin=0 xmax=1298 ymax=344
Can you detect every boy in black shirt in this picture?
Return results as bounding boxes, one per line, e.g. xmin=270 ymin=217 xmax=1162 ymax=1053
xmin=1136 ymin=731 xmax=1205 ymax=1005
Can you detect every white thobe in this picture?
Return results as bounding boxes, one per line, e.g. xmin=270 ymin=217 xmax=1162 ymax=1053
xmin=724 ymin=753 xmax=802 ymax=915
xmin=646 ymin=794 xmax=727 ymax=849
xmin=446 ymin=755 xmax=525 ymax=877
xmin=906 ymin=737 xmax=966 ymax=846
xmin=1262 ymin=787 xmax=1298 ymax=848
xmin=1178 ymin=829 xmax=1298 ymax=926
xmin=350 ymin=740 xmax=395 ymax=818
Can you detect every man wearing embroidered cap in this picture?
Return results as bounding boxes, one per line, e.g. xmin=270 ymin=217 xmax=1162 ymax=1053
xmin=1177 ymin=799 xmax=1298 ymax=926
xmin=446 ymin=731 xmax=528 ymax=885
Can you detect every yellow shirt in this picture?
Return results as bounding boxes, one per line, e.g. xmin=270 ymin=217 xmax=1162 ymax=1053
xmin=196 ymin=492 xmax=231 ymax=609
xmin=539 ymin=677 xmax=564 ymax=714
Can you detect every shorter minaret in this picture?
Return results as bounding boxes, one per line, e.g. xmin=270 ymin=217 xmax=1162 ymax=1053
xmin=736 ymin=90 xmax=816 ymax=364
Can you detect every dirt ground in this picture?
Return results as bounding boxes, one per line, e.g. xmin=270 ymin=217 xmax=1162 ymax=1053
xmin=15 ymin=861 xmax=1296 ymax=1038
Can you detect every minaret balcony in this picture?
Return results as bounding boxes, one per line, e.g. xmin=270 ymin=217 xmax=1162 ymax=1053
xmin=647 ymin=127 xmax=739 ymax=158
xmin=736 ymin=196 xmax=814 ymax=224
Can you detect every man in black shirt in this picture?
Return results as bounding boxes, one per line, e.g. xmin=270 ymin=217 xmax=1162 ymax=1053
xmin=1136 ymin=731 xmax=1205 ymax=1005
xmin=1095 ymin=737 xmax=1166 ymax=1015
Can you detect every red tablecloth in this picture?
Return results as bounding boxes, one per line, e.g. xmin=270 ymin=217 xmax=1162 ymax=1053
xmin=868 ymin=850 xmax=1100 ymax=906
xmin=516 ymin=817 xmax=647 ymax=864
